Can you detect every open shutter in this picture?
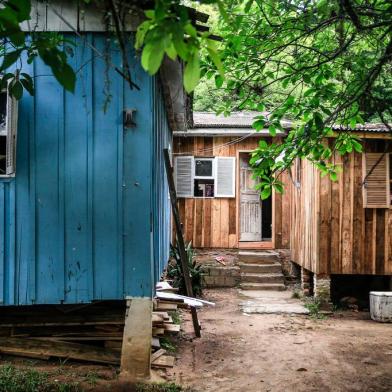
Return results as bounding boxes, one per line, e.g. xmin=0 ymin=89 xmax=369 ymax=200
xmin=5 ymin=93 xmax=18 ymax=175
xmin=174 ymin=156 xmax=194 ymax=197
xmin=362 ymin=153 xmax=390 ymax=208
xmin=215 ymin=157 xmax=236 ymax=198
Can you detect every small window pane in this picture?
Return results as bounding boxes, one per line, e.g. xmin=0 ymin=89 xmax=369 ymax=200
xmin=0 ymin=92 xmax=7 ymax=133
xmin=194 ymin=179 xmax=214 ymax=197
xmin=195 ymin=159 xmax=213 ymax=177
xmin=0 ymin=136 xmax=6 ymax=175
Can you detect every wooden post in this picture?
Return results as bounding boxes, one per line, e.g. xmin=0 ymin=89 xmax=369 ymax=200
xmin=120 ymin=297 xmax=152 ymax=381
xmin=164 ymin=149 xmax=201 ymax=337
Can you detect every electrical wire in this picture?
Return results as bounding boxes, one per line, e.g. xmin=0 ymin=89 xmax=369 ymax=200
xmin=173 ymin=132 xmax=255 ymax=156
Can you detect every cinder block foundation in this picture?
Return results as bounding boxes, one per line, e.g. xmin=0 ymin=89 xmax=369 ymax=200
xmin=201 ymin=266 xmax=240 ymax=288
xmin=313 ymin=274 xmax=331 ymax=303
xmin=301 ymin=267 xmax=312 ymax=296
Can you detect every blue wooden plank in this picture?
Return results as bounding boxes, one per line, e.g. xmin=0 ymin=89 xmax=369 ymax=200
xmin=91 ymin=36 xmax=122 ymax=299
xmin=0 ymin=183 xmax=4 ymax=304
xmin=123 ymin=50 xmax=154 ymax=298
xmin=34 ymin=60 xmax=65 ymax=304
xmin=63 ymin=36 xmax=92 ymax=303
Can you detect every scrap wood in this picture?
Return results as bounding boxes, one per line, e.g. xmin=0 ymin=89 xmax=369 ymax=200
xmin=153 ymin=301 xmax=178 ymax=311
xmin=152 ymin=327 xmax=165 ymax=336
xmin=151 ymin=354 xmax=175 ymax=369
xmin=0 ymin=337 xmax=120 ymax=365
xmin=152 ymin=311 xmax=170 ymax=321
xmin=151 ymin=337 xmax=160 ymax=349
xmin=151 ymin=348 xmax=166 ymax=362
xmin=156 ymin=292 xmax=215 ymax=307
xmin=163 ymin=324 xmax=180 ymax=333
xmin=156 ymin=282 xmax=179 ymax=292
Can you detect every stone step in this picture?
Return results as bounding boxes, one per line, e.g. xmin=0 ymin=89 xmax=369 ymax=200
xmin=239 ymin=283 xmax=286 ymax=291
xmin=240 ymin=273 xmax=285 ymax=284
xmin=238 ymin=251 xmax=279 ymax=264
xmin=238 ymin=263 xmax=282 ymax=274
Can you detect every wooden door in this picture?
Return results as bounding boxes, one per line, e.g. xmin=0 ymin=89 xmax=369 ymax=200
xmin=239 ymin=155 xmax=262 ymax=241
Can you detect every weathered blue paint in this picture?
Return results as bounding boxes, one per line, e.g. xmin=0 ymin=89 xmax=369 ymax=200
xmin=0 ymin=34 xmax=172 ymax=305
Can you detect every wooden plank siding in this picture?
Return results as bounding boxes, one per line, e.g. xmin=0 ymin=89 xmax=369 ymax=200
xmin=173 ymin=136 xmax=291 ymax=249
xmin=290 ymin=140 xmax=392 ymax=275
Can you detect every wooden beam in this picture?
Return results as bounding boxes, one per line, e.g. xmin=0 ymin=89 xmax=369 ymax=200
xmin=164 ymin=149 xmax=201 ymax=338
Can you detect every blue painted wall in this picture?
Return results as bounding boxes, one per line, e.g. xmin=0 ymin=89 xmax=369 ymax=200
xmin=0 ymin=34 xmax=172 ymax=305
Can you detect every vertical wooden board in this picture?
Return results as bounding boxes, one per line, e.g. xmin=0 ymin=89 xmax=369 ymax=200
xmin=211 ymin=199 xmax=221 ymax=247
xmin=274 ymin=189 xmax=282 ymax=249
xmin=203 ymin=137 xmax=213 ymax=157
xmin=185 ymin=199 xmax=195 ymax=244
xmin=375 ymin=210 xmax=385 ymax=274
xmin=220 ymin=199 xmax=230 ymax=248
xmin=228 ymin=197 xmax=237 ymax=236
xmin=386 ymin=211 xmax=392 ymax=274
xmin=92 ymin=38 xmax=123 ymax=299
xmin=318 ymin=172 xmax=331 ymax=274
xmin=203 ymin=199 xmax=211 ymax=247
xmin=14 ymin=52 xmax=34 ymax=304
xmin=194 ymin=199 xmax=203 ymax=247
xmin=122 ymin=46 xmax=153 ymax=298
xmin=0 ymin=184 xmax=4 ymax=303
xmin=364 ymin=209 xmax=375 ymax=274
xmin=352 ymin=152 xmax=365 ymax=274
xmin=34 ymin=56 xmax=65 ymax=304
xmin=63 ymin=37 xmax=92 ymax=303
xmin=280 ymin=171 xmax=291 ymax=249
xmin=330 ymin=154 xmax=341 ymax=273
xmin=340 ymin=155 xmax=353 ymax=273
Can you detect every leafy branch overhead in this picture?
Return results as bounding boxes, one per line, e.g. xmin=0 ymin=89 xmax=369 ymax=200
xmin=0 ymin=0 xmax=76 ymax=97
xmin=136 ymin=0 xmax=223 ymax=93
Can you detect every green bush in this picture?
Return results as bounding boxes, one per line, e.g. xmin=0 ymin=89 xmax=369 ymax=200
xmin=168 ymin=242 xmax=202 ymax=296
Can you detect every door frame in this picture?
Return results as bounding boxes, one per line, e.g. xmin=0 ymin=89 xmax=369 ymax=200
xmin=236 ymin=150 xmax=274 ymax=249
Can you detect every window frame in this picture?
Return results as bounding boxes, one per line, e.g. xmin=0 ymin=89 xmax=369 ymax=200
xmin=0 ymin=86 xmax=18 ymax=178
xmin=194 ymin=157 xmax=215 ymax=180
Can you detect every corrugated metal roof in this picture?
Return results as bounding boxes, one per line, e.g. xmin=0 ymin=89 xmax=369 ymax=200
xmin=191 ymin=111 xmax=391 ymax=133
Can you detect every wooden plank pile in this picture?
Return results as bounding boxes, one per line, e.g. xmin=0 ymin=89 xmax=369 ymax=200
xmin=0 ymin=301 xmax=126 ymax=365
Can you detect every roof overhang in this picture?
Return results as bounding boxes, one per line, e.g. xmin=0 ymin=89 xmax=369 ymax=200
xmin=174 ymin=128 xmax=287 ymax=137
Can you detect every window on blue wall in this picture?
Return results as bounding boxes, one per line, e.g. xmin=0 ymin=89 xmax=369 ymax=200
xmin=0 ymin=89 xmax=17 ymax=177
xmin=0 ymin=91 xmax=7 ymax=175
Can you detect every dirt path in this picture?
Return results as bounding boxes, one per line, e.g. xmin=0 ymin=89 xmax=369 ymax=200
xmin=169 ymin=289 xmax=392 ymax=392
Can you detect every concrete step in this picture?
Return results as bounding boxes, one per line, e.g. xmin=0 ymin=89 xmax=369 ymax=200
xmin=238 ymin=251 xmax=279 ymax=264
xmin=238 ymin=263 xmax=282 ymax=274
xmin=239 ymin=282 xmax=286 ymax=291
xmin=240 ymin=273 xmax=285 ymax=284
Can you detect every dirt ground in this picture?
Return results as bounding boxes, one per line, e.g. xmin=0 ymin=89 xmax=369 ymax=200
xmin=167 ymin=289 xmax=392 ymax=392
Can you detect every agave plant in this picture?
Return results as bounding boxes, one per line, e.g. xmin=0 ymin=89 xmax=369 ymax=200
xmin=168 ymin=241 xmax=202 ymax=297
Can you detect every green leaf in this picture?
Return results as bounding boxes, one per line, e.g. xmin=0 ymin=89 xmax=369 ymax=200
xmin=52 ymin=63 xmax=76 ymax=93
xmin=260 ymin=187 xmax=271 ymax=200
xmin=10 ymin=80 xmax=23 ymax=100
xmin=215 ymin=75 xmax=224 ymax=88
xmin=0 ymin=50 xmax=22 ymax=72
xmin=141 ymin=40 xmax=165 ymax=75
xmin=183 ymin=50 xmax=200 ymax=93
xmin=268 ymin=124 xmax=277 ymax=136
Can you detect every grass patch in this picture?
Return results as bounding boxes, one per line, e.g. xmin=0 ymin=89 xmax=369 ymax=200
xmin=0 ymin=364 xmax=81 ymax=392
xmin=136 ymin=382 xmax=195 ymax=392
xmin=160 ymin=337 xmax=177 ymax=353
xmin=170 ymin=310 xmax=181 ymax=325
xmin=304 ymin=298 xmax=327 ymax=320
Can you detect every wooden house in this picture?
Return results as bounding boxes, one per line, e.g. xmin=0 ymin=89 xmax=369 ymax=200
xmin=173 ymin=112 xmax=292 ymax=250
xmin=0 ymin=1 xmax=195 ymax=379
xmin=174 ymin=112 xmax=392 ymax=300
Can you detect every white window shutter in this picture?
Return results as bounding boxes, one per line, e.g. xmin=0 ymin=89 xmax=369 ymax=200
xmin=362 ymin=153 xmax=390 ymax=208
xmin=174 ymin=156 xmax=194 ymax=198
xmin=5 ymin=93 xmax=18 ymax=176
xmin=215 ymin=157 xmax=236 ymax=198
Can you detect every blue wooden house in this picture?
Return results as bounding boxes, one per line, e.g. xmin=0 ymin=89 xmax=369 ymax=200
xmin=0 ymin=4 xmax=189 ymax=307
